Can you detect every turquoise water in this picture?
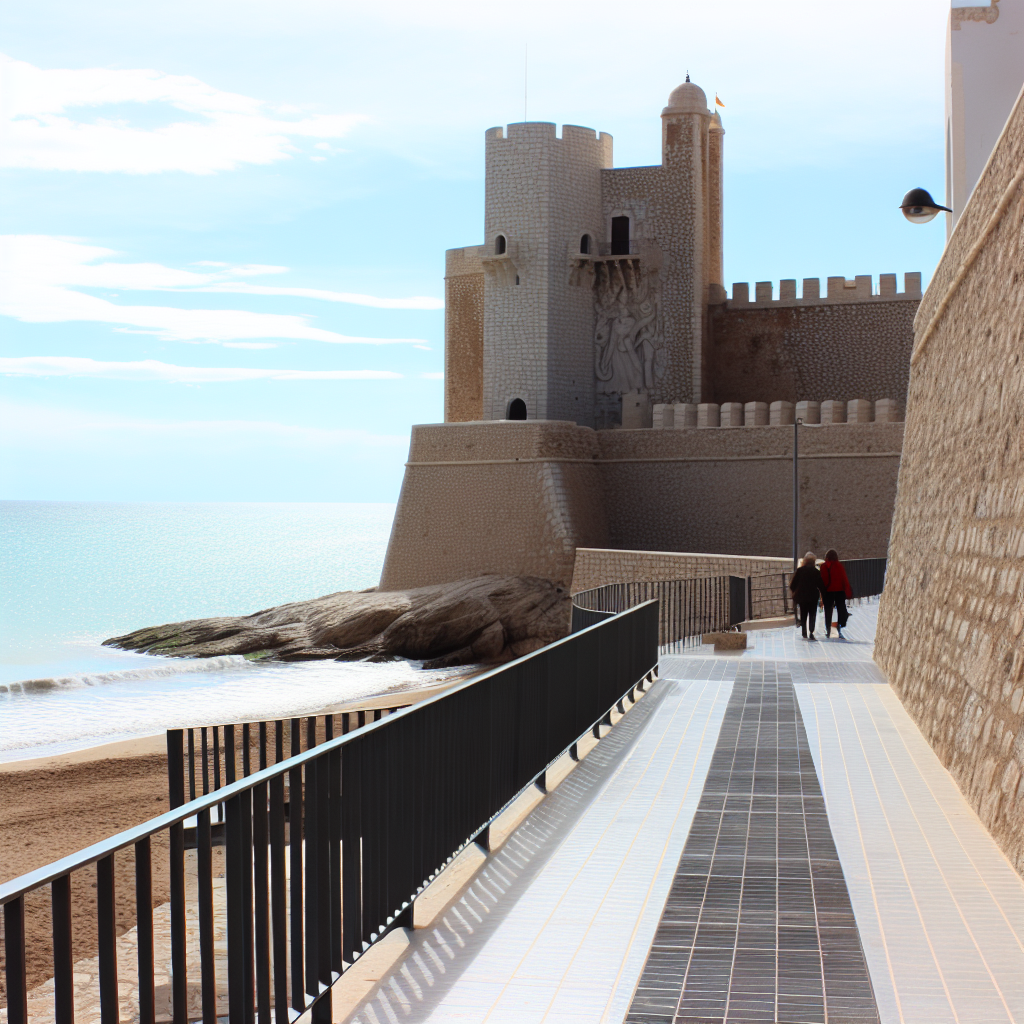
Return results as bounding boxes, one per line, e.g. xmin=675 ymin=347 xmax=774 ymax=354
xmin=0 ymin=502 xmax=463 ymax=761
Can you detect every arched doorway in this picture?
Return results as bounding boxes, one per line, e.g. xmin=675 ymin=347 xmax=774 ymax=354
xmin=507 ymin=398 xmax=527 ymax=420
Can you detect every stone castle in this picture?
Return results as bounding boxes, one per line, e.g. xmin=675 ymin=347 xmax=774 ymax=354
xmin=379 ymin=79 xmax=918 ymax=592
xmin=443 ymin=78 xmax=919 ymax=431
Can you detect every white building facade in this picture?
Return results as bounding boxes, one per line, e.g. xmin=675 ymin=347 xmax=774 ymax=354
xmin=945 ymin=0 xmax=1024 ymax=233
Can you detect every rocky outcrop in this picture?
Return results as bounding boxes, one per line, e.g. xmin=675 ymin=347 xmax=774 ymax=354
xmin=103 ymin=575 xmax=570 ymax=669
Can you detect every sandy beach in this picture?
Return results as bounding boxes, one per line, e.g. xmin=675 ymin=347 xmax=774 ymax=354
xmin=0 ymin=742 xmax=172 ymax=999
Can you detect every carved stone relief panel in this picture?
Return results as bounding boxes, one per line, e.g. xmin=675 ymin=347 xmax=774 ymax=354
xmin=593 ymin=257 xmax=665 ymax=399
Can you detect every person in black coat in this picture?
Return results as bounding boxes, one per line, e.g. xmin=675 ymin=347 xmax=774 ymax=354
xmin=790 ymin=551 xmax=825 ymax=641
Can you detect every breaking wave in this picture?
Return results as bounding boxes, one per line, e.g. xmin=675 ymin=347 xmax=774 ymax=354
xmin=0 ymin=656 xmax=249 ymax=696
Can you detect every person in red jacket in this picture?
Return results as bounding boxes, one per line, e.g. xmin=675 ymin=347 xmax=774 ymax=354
xmin=820 ymin=549 xmax=852 ymax=638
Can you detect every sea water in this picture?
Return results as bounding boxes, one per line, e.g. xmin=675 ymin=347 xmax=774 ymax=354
xmin=0 ymin=502 xmax=462 ymax=762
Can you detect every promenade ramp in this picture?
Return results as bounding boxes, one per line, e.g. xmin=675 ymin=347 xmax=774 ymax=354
xmin=344 ymin=602 xmax=1024 ymax=1024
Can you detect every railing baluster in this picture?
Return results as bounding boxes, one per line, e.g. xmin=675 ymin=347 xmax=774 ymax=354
xmin=253 ymin=780 xmax=271 ymax=1024
xmin=289 ymin=718 xmax=304 ymax=1012
xmin=96 ymin=855 xmax=118 ymax=1024
xmin=304 ymin=755 xmax=319 ymax=1002
xmin=4 ymin=895 xmax=29 ymax=1024
xmin=52 ymin=873 xmax=74 ymax=1024
xmin=341 ymin=739 xmax=362 ymax=964
xmin=328 ymin=743 xmax=343 ymax=978
xmin=213 ymin=727 xmax=222 ymax=821
xmin=166 ymin=732 xmax=188 ymax=1024
xmin=225 ymin=724 xmax=236 ymax=785
xmin=225 ymin=792 xmax=246 ymax=1023
xmin=197 ymin=806 xmax=217 ymax=1024
xmin=269 ymin=771 xmax=289 ymax=1022
xmin=188 ymin=730 xmax=196 ymax=802
xmin=135 ymin=838 xmax=155 ymax=1024
xmin=243 ymin=722 xmax=251 ymax=777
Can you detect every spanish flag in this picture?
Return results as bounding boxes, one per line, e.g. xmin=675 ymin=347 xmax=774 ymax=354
xmin=715 ymin=94 xmax=725 ymax=108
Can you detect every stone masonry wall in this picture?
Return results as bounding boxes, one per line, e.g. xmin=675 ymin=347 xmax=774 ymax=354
xmin=380 ymin=419 xmax=901 ymax=592
xmin=571 ymin=548 xmax=790 ymax=594
xmin=598 ymin=423 xmax=902 ymax=560
xmin=708 ymin=275 xmax=920 ymax=406
xmin=875 ymin=89 xmax=1024 ymax=876
xmin=444 ymin=246 xmax=485 ymax=422
xmin=378 ymin=421 xmax=608 ymax=591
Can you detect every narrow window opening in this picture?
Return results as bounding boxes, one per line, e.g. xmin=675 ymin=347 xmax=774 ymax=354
xmin=611 ymin=217 xmax=630 ymax=255
xmin=495 ymin=234 xmax=507 ymax=255
xmin=507 ymin=398 xmax=527 ymax=420
xmin=580 ymin=234 xmax=591 ymax=255
xmin=515 ymin=275 xmax=520 ymax=285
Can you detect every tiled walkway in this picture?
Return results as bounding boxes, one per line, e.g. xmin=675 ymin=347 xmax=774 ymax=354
xmin=346 ymin=603 xmax=1024 ymax=1024
xmin=624 ymin=680 xmax=878 ymax=1024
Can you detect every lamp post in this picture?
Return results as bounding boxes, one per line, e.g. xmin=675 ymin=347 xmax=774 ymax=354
xmin=793 ymin=417 xmax=801 ymax=572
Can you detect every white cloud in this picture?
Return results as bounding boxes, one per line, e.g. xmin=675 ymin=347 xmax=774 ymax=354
xmin=0 ymin=356 xmax=402 ymax=383
xmin=194 ymin=283 xmax=443 ymax=310
xmin=0 ymin=398 xmax=407 ymax=454
xmin=0 ymin=236 xmax=437 ymax=345
xmin=0 ymin=53 xmax=367 ymax=174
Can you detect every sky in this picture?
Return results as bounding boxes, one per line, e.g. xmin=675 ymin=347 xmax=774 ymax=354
xmin=0 ymin=0 xmax=953 ymax=503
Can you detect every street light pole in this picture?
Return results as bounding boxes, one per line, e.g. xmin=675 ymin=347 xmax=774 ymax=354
xmin=793 ymin=417 xmax=801 ymax=572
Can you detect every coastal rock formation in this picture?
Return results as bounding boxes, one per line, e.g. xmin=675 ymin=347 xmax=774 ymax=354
xmin=104 ymin=575 xmax=570 ymax=669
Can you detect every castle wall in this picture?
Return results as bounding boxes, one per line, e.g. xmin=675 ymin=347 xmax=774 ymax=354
xmin=708 ymin=274 xmax=920 ymax=406
xmin=379 ymin=419 xmax=901 ymax=592
xmin=482 ymin=123 xmax=611 ymax=425
xmin=378 ymin=421 xmax=609 ymax=591
xmin=597 ymin=423 xmax=902 ymax=559
xmin=444 ymin=246 xmax=485 ymax=422
xmin=571 ymin=548 xmax=790 ymax=594
xmin=875 ymin=86 xmax=1024 ymax=876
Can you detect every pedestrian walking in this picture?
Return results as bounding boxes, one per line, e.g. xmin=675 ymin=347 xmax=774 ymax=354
xmin=790 ymin=551 xmax=824 ymax=641
xmin=820 ymin=548 xmax=853 ymax=638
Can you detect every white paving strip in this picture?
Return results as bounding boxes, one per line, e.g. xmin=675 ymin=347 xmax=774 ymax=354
xmin=349 ymin=675 xmax=732 ymax=1024
xmin=798 ymin=682 xmax=1024 ymax=1024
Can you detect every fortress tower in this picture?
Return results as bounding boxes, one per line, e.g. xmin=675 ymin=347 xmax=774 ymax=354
xmin=445 ymin=79 xmax=723 ymax=428
xmin=481 ymin=123 xmax=611 ymax=424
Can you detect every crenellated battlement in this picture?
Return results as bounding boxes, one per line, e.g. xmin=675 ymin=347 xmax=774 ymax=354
xmin=485 ymin=122 xmax=613 ymax=150
xmin=715 ymin=272 xmax=922 ymax=309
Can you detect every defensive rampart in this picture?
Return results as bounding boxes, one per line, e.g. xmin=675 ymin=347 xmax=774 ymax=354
xmin=379 ymin=418 xmax=902 ymax=591
xmin=875 ymin=88 xmax=1024 ymax=876
xmin=571 ymin=549 xmax=791 ymax=594
xmin=708 ymin=274 xmax=920 ymax=407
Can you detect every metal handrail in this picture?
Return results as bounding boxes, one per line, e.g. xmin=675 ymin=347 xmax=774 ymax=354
xmin=572 ymin=575 xmax=743 ymax=649
xmin=0 ymin=602 xmax=658 ymax=1024
xmin=170 ymin=705 xmax=412 ymax=837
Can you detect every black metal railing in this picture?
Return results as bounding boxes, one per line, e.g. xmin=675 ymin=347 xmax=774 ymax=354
xmin=843 ymin=557 xmax=887 ymax=599
xmin=748 ymin=557 xmax=887 ymax=620
xmin=0 ymin=602 xmax=657 ymax=1024
xmin=170 ymin=706 xmax=410 ymax=847
xmin=572 ymin=576 xmax=744 ymax=649
xmin=572 ymin=558 xmax=888 ymax=647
